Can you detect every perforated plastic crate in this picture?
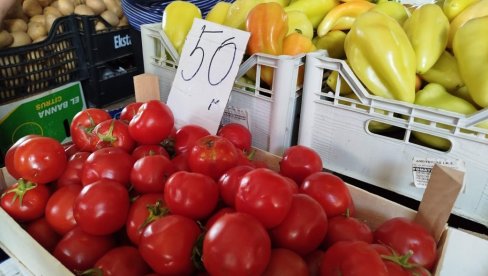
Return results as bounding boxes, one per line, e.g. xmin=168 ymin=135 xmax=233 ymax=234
xmin=140 ymin=23 xmax=304 ymax=155
xmin=299 ymin=51 xmax=488 ymax=226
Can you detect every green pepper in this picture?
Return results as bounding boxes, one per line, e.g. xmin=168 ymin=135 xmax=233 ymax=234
xmin=344 ymin=11 xmax=416 ymax=103
xmin=162 ymin=1 xmax=202 ymax=55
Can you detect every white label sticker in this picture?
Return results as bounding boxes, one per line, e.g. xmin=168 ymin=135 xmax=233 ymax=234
xmin=412 ymin=157 xmax=466 ymax=189
xmin=167 ymin=18 xmax=250 ymax=134
xmin=221 ymin=106 xmax=251 ymax=130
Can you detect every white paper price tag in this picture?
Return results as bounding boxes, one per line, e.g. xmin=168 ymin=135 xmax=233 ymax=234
xmin=167 ymin=18 xmax=250 ymax=134
xmin=412 ymin=157 xmax=466 ymax=189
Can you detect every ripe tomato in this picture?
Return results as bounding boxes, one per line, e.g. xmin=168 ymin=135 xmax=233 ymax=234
xmin=304 ymin=250 xmax=324 ymax=276
xmin=131 ymin=144 xmax=170 ymax=160
xmin=128 ymin=100 xmax=174 ymax=145
xmin=120 ymin=102 xmax=143 ymax=123
xmin=93 ymin=246 xmax=151 ymax=276
xmin=4 ymin=134 xmax=40 ymax=179
xmin=300 ymin=171 xmax=355 ymax=218
xmin=203 ymin=212 xmax=271 ymax=276
xmin=270 ymin=194 xmax=328 ymax=256
xmin=174 ymin=124 xmax=210 ymax=155
xmin=205 ymin=207 xmax=235 ymax=229
xmin=45 ymin=184 xmax=82 ymax=235
xmin=53 ymin=227 xmax=115 ymax=272
xmin=324 ymin=215 xmax=373 ymax=248
xmin=70 ymin=108 xmax=112 ymax=152
xmin=370 ymin=244 xmax=432 ymax=276
xmin=235 ymin=168 xmax=293 ymax=229
xmin=263 ymin=248 xmax=309 ymax=276
xmin=25 ymin=217 xmax=61 ymax=253
xmin=218 ymin=165 xmax=254 ymax=207
xmin=217 ymin=123 xmax=252 ymax=152
xmin=187 ymin=135 xmax=240 ymax=181
xmin=279 ymin=145 xmax=323 ymax=185
xmin=74 ymin=179 xmax=130 ymax=235
xmin=0 ymin=180 xmax=50 ymax=222
xmin=81 ymin=147 xmax=135 ymax=187
xmin=126 ymin=193 xmax=167 ymax=245
xmin=374 ymin=217 xmax=437 ymax=270
xmin=171 ymin=152 xmax=190 ymax=172
xmin=56 ymin=151 xmax=90 ymax=188
xmin=13 ymin=136 xmax=67 ymax=184
xmin=164 ymin=171 xmax=219 ymax=220
xmin=91 ymin=119 xmax=136 ymax=152
xmin=131 ymin=155 xmax=176 ymax=194
xmin=139 ymin=215 xmax=201 ymax=275
xmin=321 ymin=241 xmax=388 ymax=276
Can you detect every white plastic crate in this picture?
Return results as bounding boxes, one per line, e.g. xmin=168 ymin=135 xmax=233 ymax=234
xmin=140 ymin=23 xmax=304 ymax=155
xmin=299 ymin=51 xmax=488 ymax=226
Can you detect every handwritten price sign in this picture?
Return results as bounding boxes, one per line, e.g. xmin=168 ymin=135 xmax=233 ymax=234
xmin=167 ymin=18 xmax=250 ymax=134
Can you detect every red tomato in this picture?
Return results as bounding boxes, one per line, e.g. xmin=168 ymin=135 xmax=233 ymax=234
xmin=0 ymin=180 xmax=50 ymax=222
xmin=74 ymin=179 xmax=130 ymax=235
xmin=81 ymin=147 xmax=135 ymax=187
xmin=235 ymin=168 xmax=293 ymax=229
xmin=131 ymin=155 xmax=176 ymax=194
xmin=25 ymin=217 xmax=61 ymax=253
xmin=218 ymin=165 xmax=254 ymax=207
xmin=63 ymin=142 xmax=80 ymax=159
xmin=187 ymin=135 xmax=240 ymax=181
xmin=56 ymin=151 xmax=90 ymax=188
xmin=171 ymin=152 xmax=190 ymax=172
xmin=13 ymin=136 xmax=67 ymax=184
xmin=300 ymin=171 xmax=355 ymax=218
xmin=93 ymin=246 xmax=151 ymax=276
xmin=70 ymin=108 xmax=112 ymax=152
xmin=321 ymin=241 xmax=389 ymax=276
xmin=205 ymin=207 xmax=235 ymax=229
xmin=202 ymin=212 xmax=271 ymax=276
xmin=174 ymin=124 xmax=210 ymax=155
xmin=120 ymin=102 xmax=144 ymax=123
xmin=374 ymin=217 xmax=437 ymax=270
xmin=164 ymin=171 xmax=219 ymax=220
xmin=217 ymin=123 xmax=252 ymax=152
xmin=139 ymin=215 xmax=201 ymax=275
xmin=126 ymin=193 xmax=167 ymax=245
xmin=370 ymin=244 xmax=432 ymax=276
xmin=53 ymin=227 xmax=115 ymax=272
xmin=262 ymin=248 xmax=309 ymax=276
xmin=279 ymin=145 xmax=323 ymax=185
xmin=128 ymin=100 xmax=174 ymax=145
xmin=131 ymin=144 xmax=170 ymax=160
xmin=91 ymin=119 xmax=136 ymax=152
xmin=45 ymin=184 xmax=82 ymax=235
xmin=304 ymin=250 xmax=324 ymax=276
xmin=324 ymin=215 xmax=373 ymax=247
xmin=270 ymin=194 xmax=328 ymax=256
xmin=4 ymin=134 xmax=40 ymax=179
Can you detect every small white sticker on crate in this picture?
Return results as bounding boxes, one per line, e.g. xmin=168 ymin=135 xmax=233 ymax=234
xmin=412 ymin=157 xmax=466 ymax=189
xmin=221 ymin=106 xmax=251 ymax=130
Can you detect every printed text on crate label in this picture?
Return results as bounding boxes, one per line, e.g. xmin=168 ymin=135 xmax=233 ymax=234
xmin=412 ymin=157 xmax=466 ymax=189
xmin=221 ymin=106 xmax=251 ymax=130
xmin=167 ymin=18 xmax=250 ymax=134
xmin=114 ymin=34 xmax=132 ymax=49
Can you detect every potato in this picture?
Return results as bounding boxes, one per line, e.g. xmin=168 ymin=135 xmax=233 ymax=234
xmin=86 ymin=0 xmax=106 ymax=15
xmin=0 ymin=55 xmax=21 ymax=78
xmin=38 ymin=0 xmax=53 ymax=7
xmin=118 ymin=16 xmax=128 ymax=27
xmin=57 ymin=0 xmax=75 ymax=16
xmin=27 ymin=21 xmax=47 ymax=41
xmin=101 ymin=10 xmax=119 ymax=27
xmin=95 ymin=21 xmax=107 ymax=31
xmin=74 ymin=4 xmax=95 ymax=15
xmin=29 ymin=14 xmax=46 ymax=25
xmin=9 ymin=31 xmax=32 ymax=47
xmin=33 ymin=36 xmax=47 ymax=43
xmin=0 ymin=30 xmax=14 ymax=49
xmin=45 ymin=13 xmax=58 ymax=32
xmin=50 ymin=1 xmax=59 ymax=9
xmin=3 ymin=19 xmax=28 ymax=33
xmin=103 ymin=0 xmax=122 ymax=18
xmin=44 ymin=6 xmax=62 ymax=17
xmin=27 ymin=82 xmax=49 ymax=93
xmin=22 ymin=0 xmax=43 ymax=17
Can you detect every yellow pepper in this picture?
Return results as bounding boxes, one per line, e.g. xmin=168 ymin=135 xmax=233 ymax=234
xmin=205 ymin=2 xmax=232 ymax=25
xmin=284 ymin=0 xmax=340 ymax=28
xmin=443 ymin=0 xmax=480 ymax=21
xmin=162 ymin=1 xmax=202 ymax=55
xmin=223 ymin=0 xmax=263 ymax=30
xmin=316 ymin=1 xmax=376 ymax=37
xmin=286 ymin=10 xmax=314 ymax=39
xmin=447 ymin=0 xmax=488 ymax=48
xmin=327 ymin=70 xmax=353 ymax=95
xmin=262 ymin=0 xmax=292 ymax=7
xmin=419 ymin=51 xmax=464 ymax=92
xmin=344 ymin=11 xmax=416 ymax=103
xmin=452 ymin=15 xmax=488 ymax=108
xmin=403 ymin=4 xmax=449 ymax=74
xmin=313 ymin=30 xmax=347 ymax=59
xmin=370 ymin=1 xmax=410 ymax=25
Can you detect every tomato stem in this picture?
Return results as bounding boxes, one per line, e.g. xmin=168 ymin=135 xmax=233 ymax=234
xmin=2 ymin=179 xmax=37 ymax=206
xmin=139 ymin=200 xmax=169 ymax=230
xmin=97 ymin=119 xmax=118 ymax=144
xmin=77 ymin=267 xmax=103 ymax=276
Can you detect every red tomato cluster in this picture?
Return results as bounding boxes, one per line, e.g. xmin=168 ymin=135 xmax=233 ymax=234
xmin=1 ymin=100 xmax=438 ymax=276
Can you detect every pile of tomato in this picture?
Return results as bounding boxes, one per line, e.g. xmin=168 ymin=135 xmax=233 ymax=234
xmin=1 ymin=100 xmax=439 ymax=276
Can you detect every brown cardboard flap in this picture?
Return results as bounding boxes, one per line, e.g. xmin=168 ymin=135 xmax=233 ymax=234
xmin=415 ymin=164 xmax=464 ymax=241
xmin=133 ymin=73 xmax=161 ymax=102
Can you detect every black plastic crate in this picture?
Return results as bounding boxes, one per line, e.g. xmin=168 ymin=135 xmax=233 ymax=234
xmin=0 ymin=15 xmax=88 ymax=104
xmin=77 ymin=15 xmax=134 ymax=65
